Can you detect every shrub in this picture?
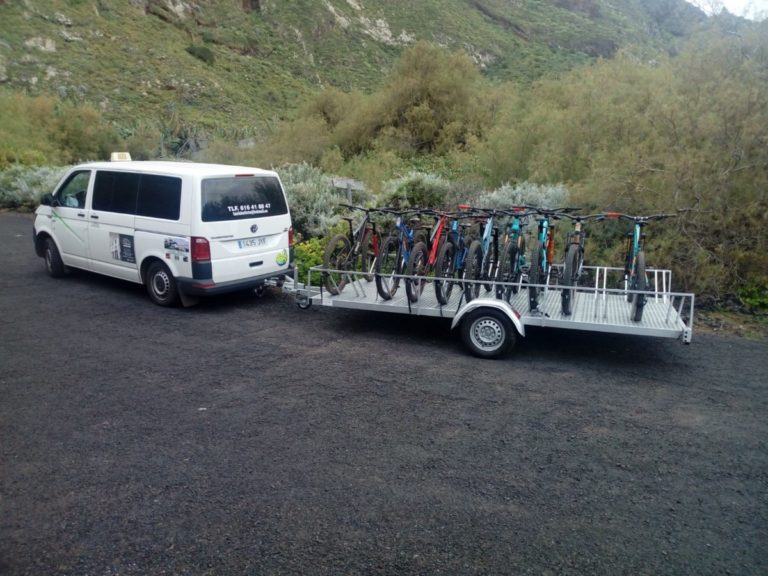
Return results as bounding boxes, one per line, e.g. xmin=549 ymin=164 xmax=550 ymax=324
xmin=277 ymin=163 xmax=347 ymax=239
xmin=293 ymin=237 xmax=325 ymax=286
xmin=186 ymin=45 xmax=215 ymax=66
xmin=474 ymin=182 xmax=571 ymax=210
xmin=381 ymin=171 xmax=452 ymax=209
xmin=0 ymin=165 xmax=69 ymax=210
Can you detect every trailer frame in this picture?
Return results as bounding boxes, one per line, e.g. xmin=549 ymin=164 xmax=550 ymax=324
xmin=286 ymin=264 xmax=694 ymax=358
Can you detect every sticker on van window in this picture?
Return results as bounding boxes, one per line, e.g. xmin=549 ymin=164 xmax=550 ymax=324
xmin=110 ymin=233 xmax=135 ymax=264
xmin=276 ymin=249 xmax=288 ymax=266
xmin=227 ymin=203 xmax=271 ymax=217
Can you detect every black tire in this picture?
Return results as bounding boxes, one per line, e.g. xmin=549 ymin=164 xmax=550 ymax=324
xmin=43 ymin=237 xmax=67 ymax=278
xmin=434 ymin=240 xmax=456 ymax=305
xmin=528 ymin=240 xmax=544 ymax=311
xmin=460 ymin=308 xmax=516 ymax=359
xmin=464 ymin=240 xmax=483 ymax=302
xmin=374 ymin=236 xmax=400 ymax=300
xmin=146 ymin=260 xmax=179 ymax=307
xmin=358 ymin=229 xmax=376 ymax=282
xmin=630 ymin=250 xmax=647 ymax=322
xmin=508 ymin=235 xmax=525 ymax=298
xmin=323 ymin=234 xmax=352 ymax=295
xmin=495 ymin=240 xmax=513 ymax=300
xmin=405 ymin=241 xmax=429 ymax=303
xmin=480 ymin=249 xmax=496 ymax=294
xmin=561 ymin=244 xmax=579 ymax=316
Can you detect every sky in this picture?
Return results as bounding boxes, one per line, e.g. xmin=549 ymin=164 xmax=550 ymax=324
xmin=689 ymin=0 xmax=768 ymax=20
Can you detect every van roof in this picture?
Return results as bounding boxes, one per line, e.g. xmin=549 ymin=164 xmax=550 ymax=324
xmin=74 ymin=160 xmax=278 ymax=178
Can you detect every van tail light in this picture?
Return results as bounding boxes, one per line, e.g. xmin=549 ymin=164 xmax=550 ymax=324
xmin=288 ymin=226 xmax=294 ymax=247
xmin=191 ymin=236 xmax=211 ymax=262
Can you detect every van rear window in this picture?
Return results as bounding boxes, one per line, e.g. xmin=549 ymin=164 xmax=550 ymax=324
xmin=201 ymin=176 xmax=288 ymax=222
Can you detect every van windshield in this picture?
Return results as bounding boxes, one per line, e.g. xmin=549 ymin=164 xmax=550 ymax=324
xmin=201 ymin=175 xmax=288 ymax=222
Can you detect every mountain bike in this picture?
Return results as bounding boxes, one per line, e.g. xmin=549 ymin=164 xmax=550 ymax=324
xmin=374 ymin=208 xmax=427 ymax=300
xmin=558 ymin=213 xmax=604 ymax=315
xmin=495 ymin=207 xmax=532 ymax=302
xmin=322 ymin=204 xmax=381 ymax=295
xmin=603 ymin=212 xmax=677 ymax=322
xmin=432 ymin=209 xmax=473 ymax=305
xmin=464 ymin=208 xmax=501 ymax=302
xmin=527 ymin=207 xmax=578 ymax=312
xmin=405 ymin=206 xmax=472 ymax=304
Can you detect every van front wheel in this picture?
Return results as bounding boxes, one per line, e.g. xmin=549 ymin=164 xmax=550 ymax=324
xmin=146 ymin=261 xmax=179 ymax=307
xmin=44 ymin=237 xmax=67 ymax=278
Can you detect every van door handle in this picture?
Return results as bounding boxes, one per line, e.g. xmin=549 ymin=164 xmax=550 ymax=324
xmin=77 ymin=213 xmax=85 ymax=217
xmin=90 ymin=214 xmax=99 ymax=219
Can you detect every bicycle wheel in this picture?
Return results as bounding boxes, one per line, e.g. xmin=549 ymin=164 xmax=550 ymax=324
xmin=464 ymin=240 xmax=483 ymax=302
xmin=434 ymin=240 xmax=456 ymax=305
xmin=495 ymin=240 xmax=514 ymax=300
xmin=561 ymin=244 xmax=579 ymax=316
xmin=528 ymin=240 xmax=544 ymax=311
xmin=480 ymin=248 xmax=497 ymax=294
xmin=357 ymin=229 xmax=376 ymax=282
xmin=509 ymin=235 xmax=526 ymax=298
xmin=323 ymin=234 xmax=352 ymax=295
xmin=405 ymin=241 xmax=429 ymax=303
xmin=630 ymin=250 xmax=647 ymax=322
xmin=375 ymin=236 xmax=400 ymax=300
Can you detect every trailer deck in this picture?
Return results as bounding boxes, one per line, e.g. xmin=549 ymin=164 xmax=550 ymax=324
xmin=289 ymin=265 xmax=694 ymax=356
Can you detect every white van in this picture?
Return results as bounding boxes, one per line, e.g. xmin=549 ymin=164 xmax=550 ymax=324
xmin=33 ymin=158 xmax=293 ymax=306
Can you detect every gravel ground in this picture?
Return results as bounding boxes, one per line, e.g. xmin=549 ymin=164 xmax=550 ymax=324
xmin=1 ymin=212 xmax=767 ymax=575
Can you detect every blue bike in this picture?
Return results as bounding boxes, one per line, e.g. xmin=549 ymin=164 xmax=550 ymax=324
xmin=374 ymin=208 xmax=426 ymax=300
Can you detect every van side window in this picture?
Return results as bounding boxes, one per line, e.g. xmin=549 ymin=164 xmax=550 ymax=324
xmin=137 ymin=175 xmax=181 ymax=220
xmin=93 ymin=171 xmax=140 ymax=214
xmin=201 ymin=176 xmax=288 ymax=222
xmin=55 ymin=171 xmax=91 ymax=209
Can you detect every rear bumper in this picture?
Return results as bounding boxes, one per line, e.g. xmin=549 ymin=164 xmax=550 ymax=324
xmin=177 ymin=266 xmax=293 ymax=296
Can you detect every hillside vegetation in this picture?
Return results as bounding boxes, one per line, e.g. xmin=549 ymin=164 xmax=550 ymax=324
xmin=1 ymin=0 xmax=704 ymax=132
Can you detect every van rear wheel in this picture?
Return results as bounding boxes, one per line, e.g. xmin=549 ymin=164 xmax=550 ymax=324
xmin=146 ymin=261 xmax=179 ymax=307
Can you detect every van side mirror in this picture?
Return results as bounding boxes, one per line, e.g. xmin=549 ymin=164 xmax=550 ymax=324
xmin=40 ymin=194 xmax=61 ymax=206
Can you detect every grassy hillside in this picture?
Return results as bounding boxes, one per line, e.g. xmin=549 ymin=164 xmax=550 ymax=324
xmin=0 ymin=0 xmax=705 ymax=133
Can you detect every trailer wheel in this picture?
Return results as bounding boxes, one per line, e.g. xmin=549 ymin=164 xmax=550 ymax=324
xmin=460 ymin=308 xmax=515 ymax=359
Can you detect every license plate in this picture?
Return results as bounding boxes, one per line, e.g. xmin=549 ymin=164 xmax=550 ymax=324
xmin=238 ymin=236 xmax=267 ymax=249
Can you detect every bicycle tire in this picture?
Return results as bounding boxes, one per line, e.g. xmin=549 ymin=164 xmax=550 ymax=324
xmin=561 ymin=244 xmax=579 ymax=316
xmin=480 ymin=248 xmax=496 ymax=294
xmin=405 ymin=241 xmax=429 ymax=303
xmin=495 ymin=240 xmax=514 ymax=300
xmin=630 ymin=250 xmax=647 ymax=322
xmin=375 ymin=236 xmax=400 ymax=300
xmin=510 ymin=235 xmax=525 ymax=298
xmin=358 ymin=229 xmax=376 ymax=282
xmin=528 ymin=240 xmax=544 ymax=311
xmin=434 ymin=240 xmax=455 ymax=305
xmin=323 ymin=234 xmax=352 ymax=295
xmin=464 ymin=240 xmax=483 ymax=302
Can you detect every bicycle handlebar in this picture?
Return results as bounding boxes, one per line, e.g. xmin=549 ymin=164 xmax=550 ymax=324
xmin=603 ymin=212 xmax=678 ymax=223
xmin=557 ymin=212 xmax=605 ymax=222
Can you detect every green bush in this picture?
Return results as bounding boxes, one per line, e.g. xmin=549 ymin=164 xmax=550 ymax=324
xmin=186 ymin=45 xmax=215 ymax=66
xmin=0 ymin=165 xmax=69 ymax=210
xmin=474 ymin=182 xmax=571 ymax=210
xmin=293 ymin=237 xmax=325 ymax=286
xmin=381 ymin=171 xmax=452 ymax=209
xmin=277 ymin=163 xmax=347 ymax=239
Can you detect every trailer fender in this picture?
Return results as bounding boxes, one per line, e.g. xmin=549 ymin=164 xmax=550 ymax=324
xmin=451 ymin=299 xmax=525 ymax=338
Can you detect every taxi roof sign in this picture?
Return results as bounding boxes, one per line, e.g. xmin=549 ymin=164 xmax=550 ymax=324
xmin=110 ymin=152 xmax=132 ymax=162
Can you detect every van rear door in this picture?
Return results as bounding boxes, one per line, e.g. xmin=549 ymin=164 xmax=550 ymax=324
xmin=198 ymin=174 xmax=291 ymax=284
